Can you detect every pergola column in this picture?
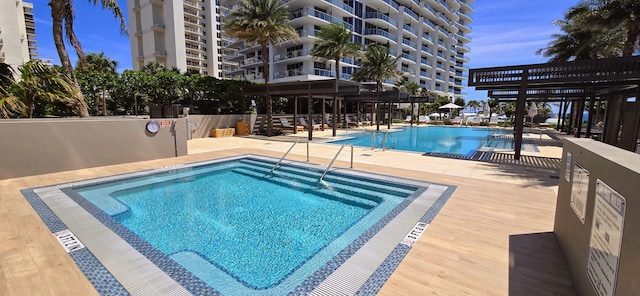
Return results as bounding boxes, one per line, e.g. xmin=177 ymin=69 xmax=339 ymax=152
xmin=586 ymin=96 xmax=596 ymax=138
xmin=308 ymin=90 xmax=313 ymax=141
xmin=513 ymin=69 xmax=529 ymax=160
xmin=293 ymin=96 xmax=298 ymax=135
xmin=557 ymin=98 xmax=565 ymax=132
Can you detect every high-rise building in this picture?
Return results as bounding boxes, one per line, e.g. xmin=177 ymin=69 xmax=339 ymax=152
xmin=127 ymin=0 xmax=225 ymax=77
xmin=0 ymin=0 xmax=39 ymax=72
xmin=129 ymin=0 xmax=473 ymax=97
xmin=223 ymin=0 xmax=473 ymax=97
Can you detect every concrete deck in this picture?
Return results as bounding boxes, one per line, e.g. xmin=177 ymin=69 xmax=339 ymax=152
xmin=0 ymin=126 xmax=574 ymax=295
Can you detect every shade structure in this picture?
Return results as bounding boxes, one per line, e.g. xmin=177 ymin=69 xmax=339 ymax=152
xmin=439 ymin=103 xmax=462 ymax=109
xmin=439 ymin=103 xmax=462 ymax=117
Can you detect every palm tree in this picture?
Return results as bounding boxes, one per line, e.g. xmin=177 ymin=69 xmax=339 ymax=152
xmin=9 ymin=61 xmax=75 ymax=118
xmin=467 ymin=100 xmax=479 ymax=113
xmin=590 ymin=0 xmax=640 ymax=56
xmin=352 ymin=45 xmax=401 ymax=92
xmin=0 ymin=63 xmax=24 ymax=118
xmin=48 ymin=0 xmax=127 ymax=117
xmin=224 ymin=0 xmax=298 ymax=136
xmin=310 ymin=23 xmax=362 ymax=82
xmin=76 ymin=52 xmax=119 ymax=115
xmin=537 ymin=4 xmax=620 ymax=61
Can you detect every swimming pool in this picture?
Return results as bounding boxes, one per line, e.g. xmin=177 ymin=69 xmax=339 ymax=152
xmin=332 ymin=126 xmax=508 ymax=156
xmin=22 ymin=155 xmax=455 ymax=295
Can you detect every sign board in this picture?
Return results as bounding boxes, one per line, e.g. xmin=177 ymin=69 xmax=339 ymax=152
xmin=570 ymin=162 xmax=589 ymax=223
xmin=587 ymin=179 xmax=626 ymax=296
xmin=564 ymin=152 xmax=572 ymax=182
xmin=400 ymin=222 xmax=429 ymax=247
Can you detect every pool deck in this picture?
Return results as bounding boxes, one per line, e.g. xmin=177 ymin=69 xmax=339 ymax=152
xmin=0 ymin=126 xmax=575 ymax=295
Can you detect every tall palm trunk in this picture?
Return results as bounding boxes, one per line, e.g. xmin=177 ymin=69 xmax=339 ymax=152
xmin=623 ymin=26 xmax=640 ymax=56
xmin=50 ymin=0 xmax=89 ymax=118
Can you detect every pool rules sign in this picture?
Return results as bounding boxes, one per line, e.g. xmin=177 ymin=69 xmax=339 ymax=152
xmin=587 ymin=179 xmax=626 ymax=296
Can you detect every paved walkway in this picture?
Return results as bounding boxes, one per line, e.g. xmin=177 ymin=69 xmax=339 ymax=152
xmin=0 ymin=127 xmax=574 ymax=295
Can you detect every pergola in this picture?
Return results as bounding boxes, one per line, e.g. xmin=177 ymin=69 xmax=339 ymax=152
xmin=469 ymin=56 xmax=640 ymax=159
xmin=242 ymin=79 xmax=434 ymax=140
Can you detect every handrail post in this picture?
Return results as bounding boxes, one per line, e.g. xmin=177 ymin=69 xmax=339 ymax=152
xmin=320 ymin=143 xmax=353 ymax=181
xmin=350 ymin=144 xmax=353 ymax=168
xmin=271 ymin=139 xmax=299 ymax=173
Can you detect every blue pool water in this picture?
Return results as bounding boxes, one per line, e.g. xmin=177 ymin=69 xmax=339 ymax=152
xmin=74 ymin=157 xmax=416 ymax=294
xmin=332 ymin=126 xmax=507 ymax=156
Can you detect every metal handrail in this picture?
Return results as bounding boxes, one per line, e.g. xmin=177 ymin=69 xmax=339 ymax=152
xmin=271 ymin=140 xmax=299 ymax=174
xmin=319 ymin=143 xmax=353 ymax=182
xmin=382 ymin=131 xmax=395 ymax=150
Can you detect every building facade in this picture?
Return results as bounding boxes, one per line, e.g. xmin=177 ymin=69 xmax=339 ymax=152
xmin=129 ymin=0 xmax=473 ymax=98
xmin=127 ymin=0 xmax=225 ymax=77
xmin=0 ymin=0 xmax=38 ymax=72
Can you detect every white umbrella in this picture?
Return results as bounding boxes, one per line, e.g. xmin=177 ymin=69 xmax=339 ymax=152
xmin=528 ymin=103 xmax=538 ymax=123
xmin=439 ymin=103 xmax=462 ymax=117
xmin=483 ymin=103 xmax=490 ymax=117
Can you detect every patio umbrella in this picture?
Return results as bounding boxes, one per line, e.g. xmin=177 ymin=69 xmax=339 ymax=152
xmin=528 ymin=103 xmax=538 ymax=123
xmin=439 ymin=103 xmax=462 ymax=117
xmin=483 ymin=103 xmax=490 ymax=117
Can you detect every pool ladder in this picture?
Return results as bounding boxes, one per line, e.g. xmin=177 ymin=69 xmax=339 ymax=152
xmin=370 ymin=130 xmax=395 ymax=150
xmin=271 ymin=140 xmax=310 ymax=174
xmin=319 ymin=143 xmax=353 ymax=182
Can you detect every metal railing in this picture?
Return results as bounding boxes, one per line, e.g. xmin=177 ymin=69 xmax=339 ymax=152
xmin=271 ymin=140 xmax=298 ymax=174
xmin=271 ymin=140 xmax=310 ymax=174
xmin=319 ymin=143 xmax=353 ymax=182
xmin=370 ymin=130 xmax=395 ymax=150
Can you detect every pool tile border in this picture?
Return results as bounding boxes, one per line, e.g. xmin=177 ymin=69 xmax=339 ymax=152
xmin=21 ymin=154 xmax=455 ymax=295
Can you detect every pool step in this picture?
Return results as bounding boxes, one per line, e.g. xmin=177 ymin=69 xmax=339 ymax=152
xmin=231 ymin=167 xmax=378 ymax=209
xmin=237 ymin=159 xmax=412 ymax=200
xmin=238 ymin=159 xmax=416 ymax=198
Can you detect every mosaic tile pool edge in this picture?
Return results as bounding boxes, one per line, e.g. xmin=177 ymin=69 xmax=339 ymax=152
xmin=21 ymin=154 xmax=456 ymax=295
xmin=20 ymin=189 xmax=130 ymax=296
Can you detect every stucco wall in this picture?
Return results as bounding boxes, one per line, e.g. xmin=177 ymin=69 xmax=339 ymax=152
xmin=188 ymin=114 xmax=255 ymax=138
xmin=0 ymin=117 xmax=187 ymax=180
xmin=554 ymin=138 xmax=640 ymax=296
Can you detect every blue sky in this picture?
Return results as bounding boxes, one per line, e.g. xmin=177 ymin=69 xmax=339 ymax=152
xmin=31 ymin=0 xmax=577 ymax=101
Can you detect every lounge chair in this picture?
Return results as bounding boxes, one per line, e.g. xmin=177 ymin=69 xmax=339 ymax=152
xmin=403 ymin=116 xmax=412 ymax=123
xmin=312 ymin=118 xmax=328 ymax=129
xmin=470 ymin=116 xmax=482 ymax=126
xmin=279 ymin=118 xmax=304 ymax=132
xmin=451 ymin=116 xmax=462 ymax=125
xmin=299 ymin=117 xmax=320 ymax=130
xmin=358 ymin=116 xmax=371 ymax=126
xmin=488 ymin=116 xmax=499 ymax=127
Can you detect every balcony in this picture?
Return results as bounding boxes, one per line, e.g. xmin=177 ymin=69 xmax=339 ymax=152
xmin=183 ymin=0 xmax=198 ymax=7
xmin=364 ymin=12 xmax=398 ymax=28
xmin=291 ymin=8 xmax=353 ymax=31
xmin=403 ymin=7 xmax=418 ymax=21
xmin=241 ymin=56 xmax=263 ymax=66
xmin=422 ymin=33 xmax=433 ymax=44
xmin=402 ymin=38 xmax=416 ymax=48
xmin=419 ymin=71 xmax=430 ymax=78
xmin=403 ymin=24 xmax=417 ymax=36
xmin=363 ymin=28 xmax=396 ymax=44
xmin=420 ymin=58 xmax=429 ymax=65
xmin=297 ymin=28 xmax=318 ymax=38
xmin=400 ymin=66 xmax=414 ymax=74
xmin=245 ymin=73 xmax=264 ymax=80
xmin=401 ymin=53 xmax=416 ymax=62
xmin=325 ymin=0 xmax=353 ymax=14
xmin=273 ymin=48 xmax=310 ymax=62
xmin=274 ymin=67 xmax=335 ymax=79
xmin=151 ymin=23 xmax=166 ymax=31
xmin=153 ymin=50 xmax=168 ymax=57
